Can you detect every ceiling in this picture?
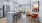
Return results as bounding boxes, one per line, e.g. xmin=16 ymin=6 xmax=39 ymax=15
xmin=12 ymin=0 xmax=31 ymax=5
xmin=0 ymin=0 xmax=31 ymax=6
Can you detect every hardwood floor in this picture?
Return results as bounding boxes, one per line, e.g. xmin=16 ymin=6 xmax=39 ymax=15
xmin=16 ymin=14 xmax=40 ymax=23
xmin=0 ymin=17 xmax=7 ymax=23
xmin=0 ymin=14 xmax=40 ymax=23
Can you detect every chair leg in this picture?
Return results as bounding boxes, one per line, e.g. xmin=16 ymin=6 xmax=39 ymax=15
xmin=31 ymin=19 xmax=32 ymax=23
xmin=37 ymin=20 xmax=40 ymax=23
xmin=35 ymin=21 xmax=36 ymax=23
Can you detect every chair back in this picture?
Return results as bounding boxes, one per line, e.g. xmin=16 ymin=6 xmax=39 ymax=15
xmin=32 ymin=14 xmax=38 ymax=18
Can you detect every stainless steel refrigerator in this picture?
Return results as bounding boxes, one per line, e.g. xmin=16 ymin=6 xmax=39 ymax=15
xmin=3 ymin=5 xmax=10 ymax=17
xmin=0 ymin=5 xmax=10 ymax=17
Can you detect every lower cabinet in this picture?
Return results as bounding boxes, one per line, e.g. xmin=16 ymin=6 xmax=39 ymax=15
xmin=0 ymin=12 xmax=3 ymax=17
xmin=7 ymin=13 xmax=21 ymax=23
xmin=7 ymin=13 xmax=13 ymax=23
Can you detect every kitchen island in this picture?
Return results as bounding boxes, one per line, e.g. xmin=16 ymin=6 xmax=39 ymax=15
xmin=6 ymin=11 xmax=21 ymax=23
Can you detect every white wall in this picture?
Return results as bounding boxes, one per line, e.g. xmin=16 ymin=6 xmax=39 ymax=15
xmin=9 ymin=0 xmax=31 ymax=12
xmin=31 ymin=0 xmax=42 ymax=22
xmin=0 ymin=1 xmax=10 ymax=9
xmin=3 ymin=1 xmax=20 ymax=12
xmin=3 ymin=1 xmax=9 ymax=5
xmin=39 ymin=0 xmax=42 ymax=22
xmin=10 ymin=1 xmax=20 ymax=12
xmin=10 ymin=2 xmax=13 ymax=12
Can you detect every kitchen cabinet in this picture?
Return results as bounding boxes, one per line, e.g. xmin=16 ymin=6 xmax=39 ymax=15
xmin=0 ymin=11 xmax=3 ymax=17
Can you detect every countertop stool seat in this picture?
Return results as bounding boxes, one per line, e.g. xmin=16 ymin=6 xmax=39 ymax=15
xmin=13 ymin=15 xmax=18 ymax=23
xmin=17 ymin=12 xmax=21 ymax=20
xmin=12 ymin=13 xmax=18 ymax=23
xmin=13 ymin=13 xmax=21 ymax=23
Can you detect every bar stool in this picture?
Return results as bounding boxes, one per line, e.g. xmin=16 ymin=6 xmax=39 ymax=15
xmin=27 ymin=11 xmax=32 ymax=20
xmin=14 ymin=15 xmax=17 ymax=23
xmin=28 ymin=13 xmax=31 ymax=19
xmin=12 ymin=13 xmax=18 ymax=23
xmin=31 ymin=14 xmax=39 ymax=23
xmin=16 ymin=13 xmax=20 ymax=20
xmin=27 ymin=12 xmax=32 ymax=23
xmin=17 ymin=12 xmax=21 ymax=20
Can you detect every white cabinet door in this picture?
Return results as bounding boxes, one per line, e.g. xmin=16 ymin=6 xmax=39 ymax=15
xmin=0 ymin=12 xmax=3 ymax=17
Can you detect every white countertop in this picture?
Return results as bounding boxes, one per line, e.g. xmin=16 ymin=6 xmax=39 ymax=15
xmin=7 ymin=12 xmax=17 ymax=13
xmin=7 ymin=11 xmax=20 ymax=14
